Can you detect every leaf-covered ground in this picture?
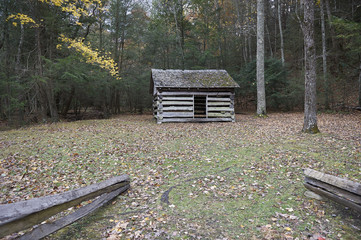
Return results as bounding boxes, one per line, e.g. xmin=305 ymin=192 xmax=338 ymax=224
xmin=1 ymin=112 xmax=360 ymax=239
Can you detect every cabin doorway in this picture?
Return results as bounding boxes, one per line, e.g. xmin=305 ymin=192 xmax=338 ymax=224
xmin=194 ymin=96 xmax=207 ymax=118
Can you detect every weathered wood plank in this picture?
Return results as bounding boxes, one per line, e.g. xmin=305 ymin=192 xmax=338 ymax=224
xmin=162 ymin=112 xmax=194 ymax=117
xmin=305 ymin=177 xmax=361 ymax=204
xmin=304 ymin=168 xmax=361 ymax=195
xmin=162 ymin=101 xmax=193 ymax=105
xmin=0 ymin=175 xmax=129 ymax=238
xmin=207 ymin=102 xmax=230 ymax=106
xmin=162 ymin=97 xmax=194 ymax=101
xmin=207 ymin=97 xmax=231 ymax=101
xmin=208 ymin=107 xmax=233 ymax=111
xmin=208 ymin=112 xmax=232 ymax=117
xmin=19 ymin=185 xmax=129 ymax=240
xmin=163 ymin=106 xmax=193 ymax=111
xmin=304 ymin=183 xmax=361 ymax=213
xmin=162 ymin=118 xmax=233 ymax=123
xmin=160 ymin=92 xmax=232 ymax=96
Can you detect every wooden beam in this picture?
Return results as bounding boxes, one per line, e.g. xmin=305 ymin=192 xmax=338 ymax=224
xmin=18 ymin=185 xmax=129 ymax=240
xmin=207 ymin=102 xmax=230 ymax=106
xmin=208 ymin=112 xmax=232 ymax=117
xmin=0 ymin=175 xmax=129 ymax=238
xmin=305 ymin=177 xmax=361 ymax=204
xmin=208 ymin=107 xmax=233 ymax=111
xmin=207 ymin=97 xmax=231 ymax=101
xmin=162 ymin=101 xmax=193 ymax=106
xmin=163 ymin=112 xmax=194 ymax=117
xmin=162 ymin=118 xmax=233 ymax=123
xmin=304 ymin=168 xmax=361 ymax=195
xmin=162 ymin=97 xmax=193 ymax=101
xmin=161 ymin=92 xmax=232 ymax=96
xmin=304 ymin=183 xmax=361 ymax=213
xmin=163 ymin=106 xmax=193 ymax=111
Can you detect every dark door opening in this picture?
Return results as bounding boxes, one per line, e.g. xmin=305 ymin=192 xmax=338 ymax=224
xmin=194 ymin=96 xmax=207 ymax=118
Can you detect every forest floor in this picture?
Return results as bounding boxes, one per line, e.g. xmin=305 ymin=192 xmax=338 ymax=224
xmin=1 ymin=112 xmax=361 ymax=240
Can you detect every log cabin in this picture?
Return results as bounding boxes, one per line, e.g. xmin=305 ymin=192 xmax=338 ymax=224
xmin=150 ymin=69 xmax=239 ymax=123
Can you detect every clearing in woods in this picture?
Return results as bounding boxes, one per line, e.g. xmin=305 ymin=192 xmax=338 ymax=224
xmin=0 ymin=112 xmax=360 ymax=239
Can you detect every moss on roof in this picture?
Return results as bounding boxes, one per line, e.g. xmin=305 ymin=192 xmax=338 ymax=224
xmin=151 ymin=69 xmax=239 ymax=88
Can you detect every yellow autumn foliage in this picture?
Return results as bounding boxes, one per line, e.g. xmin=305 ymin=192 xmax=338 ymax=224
xmin=59 ymin=36 xmax=120 ymax=79
xmin=7 ymin=13 xmax=37 ymax=26
xmin=39 ymin=0 xmax=104 ymax=23
xmin=9 ymin=1 xmax=118 ymax=80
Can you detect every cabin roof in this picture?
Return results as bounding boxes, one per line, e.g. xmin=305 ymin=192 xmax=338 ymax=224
xmin=151 ymin=69 xmax=239 ymax=89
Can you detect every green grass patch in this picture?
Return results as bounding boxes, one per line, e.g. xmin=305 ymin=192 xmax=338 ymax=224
xmin=0 ymin=113 xmax=360 ymax=239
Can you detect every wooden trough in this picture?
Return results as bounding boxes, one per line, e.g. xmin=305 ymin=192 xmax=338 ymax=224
xmin=0 ymin=174 xmax=130 ymax=239
xmin=304 ymin=168 xmax=361 ymax=213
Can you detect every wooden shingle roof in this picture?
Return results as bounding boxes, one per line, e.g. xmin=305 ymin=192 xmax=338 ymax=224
xmin=151 ymin=69 xmax=239 ymax=89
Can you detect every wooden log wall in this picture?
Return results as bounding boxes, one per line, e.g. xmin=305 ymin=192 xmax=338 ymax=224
xmin=153 ymin=91 xmax=235 ymax=123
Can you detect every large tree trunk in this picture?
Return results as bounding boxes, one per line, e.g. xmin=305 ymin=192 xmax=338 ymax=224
xmin=302 ymin=0 xmax=319 ymax=133
xmin=256 ymin=0 xmax=266 ymax=116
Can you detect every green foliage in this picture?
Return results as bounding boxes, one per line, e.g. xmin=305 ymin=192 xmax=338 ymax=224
xmin=0 ymin=70 xmax=25 ymax=120
xmin=41 ymin=55 xmax=114 ymax=115
xmin=332 ymin=17 xmax=361 ymax=51
xmin=2 ymin=0 xmax=361 ymax=123
xmin=235 ymin=58 xmax=303 ymax=110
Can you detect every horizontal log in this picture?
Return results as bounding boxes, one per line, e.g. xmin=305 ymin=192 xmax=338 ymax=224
xmin=208 ymin=107 xmax=233 ymax=111
xmin=207 ymin=97 xmax=231 ymax=101
xmin=162 ymin=97 xmax=193 ymax=101
xmin=162 ymin=112 xmax=194 ymax=117
xmin=160 ymin=92 xmax=232 ymax=96
xmin=305 ymin=177 xmax=361 ymax=204
xmin=208 ymin=113 xmax=232 ymax=117
xmin=0 ymin=175 xmax=129 ymax=238
xmin=161 ymin=118 xmax=234 ymax=123
xmin=162 ymin=101 xmax=193 ymax=105
xmin=304 ymin=168 xmax=361 ymax=195
xmin=304 ymin=183 xmax=361 ymax=213
xmin=163 ymin=106 xmax=193 ymax=111
xmin=19 ymin=185 xmax=129 ymax=240
xmin=207 ymin=102 xmax=230 ymax=106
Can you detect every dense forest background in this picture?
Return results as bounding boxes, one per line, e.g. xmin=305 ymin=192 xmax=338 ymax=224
xmin=1 ymin=0 xmax=360 ymax=124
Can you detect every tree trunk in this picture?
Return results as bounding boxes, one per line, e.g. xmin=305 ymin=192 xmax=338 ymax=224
xmin=325 ymin=0 xmax=338 ymax=82
xmin=119 ymin=8 xmax=126 ymax=71
xmin=302 ymin=0 xmax=319 ymax=133
xmin=34 ymin=10 xmax=59 ymax=123
xmin=320 ymin=0 xmax=329 ymax=109
xmin=45 ymin=79 xmax=59 ymax=122
xmin=3 ymin=0 xmax=11 ymax=120
xmin=358 ymin=61 xmax=361 ymax=107
xmin=99 ymin=19 xmax=103 ymax=53
xmin=172 ymin=0 xmax=185 ymax=70
xmin=256 ymin=0 xmax=266 ymax=116
xmin=35 ymin=26 xmax=48 ymax=122
xmin=113 ymin=0 xmax=120 ymax=66
xmin=16 ymin=24 xmax=24 ymax=74
xmin=278 ymin=0 xmax=285 ymax=65
xmin=266 ymin=24 xmax=273 ymax=57
xmin=61 ymin=86 xmax=75 ymax=117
